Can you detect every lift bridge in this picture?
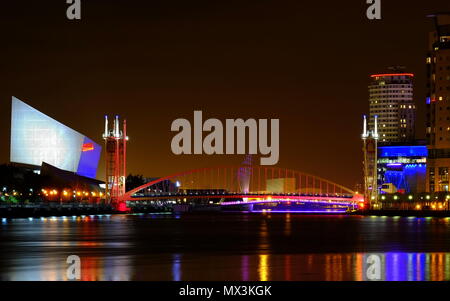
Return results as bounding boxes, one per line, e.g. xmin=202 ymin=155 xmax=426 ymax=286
xmin=118 ymin=166 xmax=363 ymax=212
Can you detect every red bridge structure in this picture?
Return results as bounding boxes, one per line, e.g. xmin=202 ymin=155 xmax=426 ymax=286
xmin=117 ymin=166 xmax=364 ymax=212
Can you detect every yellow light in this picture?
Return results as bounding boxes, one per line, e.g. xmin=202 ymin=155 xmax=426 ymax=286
xmin=63 ymin=191 xmax=68 ymax=196
xmin=76 ymin=191 xmax=81 ymax=196
xmin=99 ymin=192 xmax=103 ymax=197
xmin=408 ymin=195 xmax=413 ymax=200
xmin=416 ymin=204 xmax=421 ymax=210
xmin=426 ymin=195 xmax=430 ymax=200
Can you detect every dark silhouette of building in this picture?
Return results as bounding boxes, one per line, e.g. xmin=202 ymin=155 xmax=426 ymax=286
xmin=426 ymin=13 xmax=450 ymax=192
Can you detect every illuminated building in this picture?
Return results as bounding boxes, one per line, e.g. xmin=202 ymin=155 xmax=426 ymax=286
xmin=426 ymin=13 xmax=450 ymax=192
xmin=368 ymin=69 xmax=415 ymax=144
xmin=10 ymin=97 xmax=101 ymax=179
xmin=377 ymin=144 xmax=427 ymax=194
xmin=40 ymin=163 xmax=104 ymax=202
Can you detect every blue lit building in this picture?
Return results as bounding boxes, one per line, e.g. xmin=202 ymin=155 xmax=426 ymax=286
xmin=377 ymin=145 xmax=427 ymax=194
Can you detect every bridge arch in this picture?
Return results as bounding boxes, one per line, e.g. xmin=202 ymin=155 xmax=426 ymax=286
xmin=120 ymin=165 xmax=355 ymax=201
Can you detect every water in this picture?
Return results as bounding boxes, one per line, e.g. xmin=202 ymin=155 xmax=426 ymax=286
xmin=1 ymin=213 xmax=450 ymax=281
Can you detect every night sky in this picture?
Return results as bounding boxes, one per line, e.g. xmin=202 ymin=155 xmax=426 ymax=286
xmin=1 ymin=0 xmax=449 ymax=189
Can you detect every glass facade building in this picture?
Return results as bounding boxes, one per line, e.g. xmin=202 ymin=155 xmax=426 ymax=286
xmin=10 ymin=97 xmax=101 ymax=179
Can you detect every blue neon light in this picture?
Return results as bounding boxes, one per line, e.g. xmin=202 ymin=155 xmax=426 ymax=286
xmin=382 ymin=164 xmax=426 ymax=193
xmin=378 ymin=146 xmax=428 ymax=158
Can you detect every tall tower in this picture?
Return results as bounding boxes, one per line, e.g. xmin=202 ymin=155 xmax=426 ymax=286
xmin=362 ymin=115 xmax=379 ymax=207
xmin=426 ymin=13 xmax=450 ymax=192
xmin=368 ymin=68 xmax=415 ymax=145
xmin=103 ymin=115 xmax=128 ymax=204
xmin=238 ymin=155 xmax=252 ymax=193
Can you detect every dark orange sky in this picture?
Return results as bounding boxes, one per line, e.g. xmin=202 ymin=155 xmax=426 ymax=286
xmin=1 ymin=0 xmax=449 ymax=189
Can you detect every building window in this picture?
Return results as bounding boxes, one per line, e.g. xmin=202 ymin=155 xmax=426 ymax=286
xmin=439 ymin=168 xmax=449 ymax=192
xmin=430 ymin=168 xmax=435 ymax=192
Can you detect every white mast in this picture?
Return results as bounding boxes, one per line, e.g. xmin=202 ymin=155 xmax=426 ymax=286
xmin=115 ymin=115 xmax=120 ymax=138
xmin=362 ymin=115 xmax=367 ymax=138
xmin=374 ymin=115 xmax=379 ymax=139
xmin=103 ymin=115 xmax=108 ymax=138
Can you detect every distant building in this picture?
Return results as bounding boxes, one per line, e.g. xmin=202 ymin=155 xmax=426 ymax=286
xmin=426 ymin=13 xmax=450 ymax=192
xmin=368 ymin=68 xmax=416 ymax=144
xmin=266 ymin=178 xmax=296 ymax=193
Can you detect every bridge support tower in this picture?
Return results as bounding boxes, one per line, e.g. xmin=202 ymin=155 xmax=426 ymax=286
xmin=362 ymin=115 xmax=379 ymax=209
xmin=103 ymin=115 xmax=128 ymax=210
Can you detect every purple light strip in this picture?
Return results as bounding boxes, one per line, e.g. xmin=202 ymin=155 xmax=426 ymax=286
xmin=221 ymin=199 xmax=355 ymax=206
xmin=386 ymin=163 xmax=403 ymax=167
xmin=251 ymin=210 xmax=348 ymax=213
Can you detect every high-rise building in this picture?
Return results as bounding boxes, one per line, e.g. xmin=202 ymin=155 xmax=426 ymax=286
xmin=368 ymin=68 xmax=416 ymax=144
xmin=426 ymin=13 xmax=450 ymax=192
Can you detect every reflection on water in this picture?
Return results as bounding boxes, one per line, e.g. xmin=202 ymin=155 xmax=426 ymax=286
xmin=258 ymin=254 xmax=269 ymax=281
xmin=1 ymin=213 xmax=450 ymax=280
xmin=172 ymin=254 xmax=182 ymax=281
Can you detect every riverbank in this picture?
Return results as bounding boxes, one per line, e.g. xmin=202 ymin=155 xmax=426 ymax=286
xmin=0 ymin=203 xmax=117 ymax=218
xmin=353 ymin=209 xmax=450 ymax=217
xmin=0 ymin=202 xmax=176 ymax=218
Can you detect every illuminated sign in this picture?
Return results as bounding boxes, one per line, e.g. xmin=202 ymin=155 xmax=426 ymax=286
xmin=82 ymin=143 xmax=94 ymax=152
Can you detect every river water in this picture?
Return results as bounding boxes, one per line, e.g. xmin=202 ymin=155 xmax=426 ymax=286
xmin=1 ymin=213 xmax=450 ymax=281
